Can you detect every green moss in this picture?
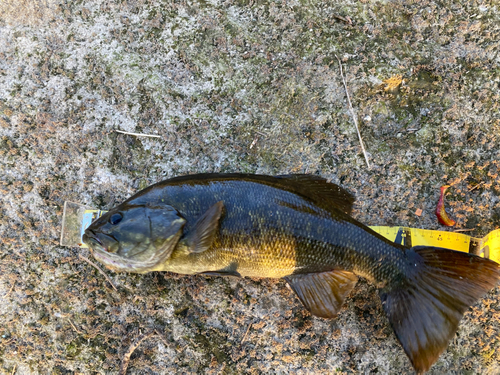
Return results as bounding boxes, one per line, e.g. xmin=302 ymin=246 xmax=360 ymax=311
xmin=66 ymin=337 xmax=85 ymax=359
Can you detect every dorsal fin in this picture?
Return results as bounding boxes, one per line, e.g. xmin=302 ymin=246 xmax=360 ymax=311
xmin=276 ymin=174 xmax=354 ymax=214
xmin=139 ymin=173 xmax=355 ymax=215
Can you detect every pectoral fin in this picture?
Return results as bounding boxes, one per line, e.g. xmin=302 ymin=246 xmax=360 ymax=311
xmin=285 ymin=270 xmax=358 ymax=319
xmin=184 ymin=201 xmax=224 ymax=254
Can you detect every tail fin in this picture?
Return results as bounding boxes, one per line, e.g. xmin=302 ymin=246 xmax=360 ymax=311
xmin=380 ymin=247 xmax=499 ymax=374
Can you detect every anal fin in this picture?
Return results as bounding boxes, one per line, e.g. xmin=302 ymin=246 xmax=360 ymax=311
xmin=285 ymin=270 xmax=358 ymax=319
xmin=198 ymin=262 xmax=241 ymax=278
xmin=199 ymin=271 xmax=241 ymax=278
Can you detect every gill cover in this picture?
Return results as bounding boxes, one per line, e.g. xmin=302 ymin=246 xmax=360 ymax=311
xmin=83 ymin=203 xmax=186 ymax=273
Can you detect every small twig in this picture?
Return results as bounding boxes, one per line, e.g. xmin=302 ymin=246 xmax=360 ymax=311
xmin=241 ymin=323 xmax=252 ymax=344
xmin=336 ymin=55 xmax=371 ymax=169
xmin=453 ymin=228 xmax=476 ymax=233
xmin=0 ymin=338 xmax=14 ymax=348
xmin=119 ymin=332 xmax=154 ymax=375
xmin=78 ymin=254 xmax=118 ymax=292
xmin=332 ymin=14 xmax=353 ymax=25
xmin=68 ymin=319 xmax=83 ymax=335
xmin=249 ymin=137 xmax=259 ymax=149
xmin=5 ymin=281 xmax=15 ymax=298
xmin=154 ymin=330 xmax=170 ymax=348
xmin=115 ymin=130 xmax=162 ymax=138
xmin=468 ymin=183 xmax=482 ymax=192
xmin=11 ymin=364 xmax=16 ymax=375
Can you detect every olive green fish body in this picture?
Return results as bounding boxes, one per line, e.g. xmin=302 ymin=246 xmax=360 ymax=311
xmin=117 ymin=175 xmax=403 ymax=283
xmin=83 ymin=174 xmax=499 ymax=374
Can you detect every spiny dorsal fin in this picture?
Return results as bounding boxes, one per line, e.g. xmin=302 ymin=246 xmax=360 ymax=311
xmin=143 ymin=173 xmax=354 ymax=215
xmin=183 ymin=201 xmax=224 ymax=253
xmin=285 ymin=269 xmax=358 ymax=318
xmin=277 ymin=174 xmax=354 ymax=214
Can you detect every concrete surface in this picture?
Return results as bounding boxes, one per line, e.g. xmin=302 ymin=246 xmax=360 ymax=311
xmin=0 ymin=0 xmax=499 ymax=373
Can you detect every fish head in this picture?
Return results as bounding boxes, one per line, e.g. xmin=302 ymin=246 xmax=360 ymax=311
xmin=82 ymin=203 xmax=186 ymax=273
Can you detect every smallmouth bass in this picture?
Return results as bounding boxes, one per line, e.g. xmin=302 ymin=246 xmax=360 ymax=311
xmin=82 ymin=174 xmax=500 ymax=374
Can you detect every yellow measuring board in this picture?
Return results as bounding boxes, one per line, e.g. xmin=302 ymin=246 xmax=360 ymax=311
xmin=60 ymin=202 xmax=500 ymax=264
xmin=370 ymin=226 xmax=500 ymax=264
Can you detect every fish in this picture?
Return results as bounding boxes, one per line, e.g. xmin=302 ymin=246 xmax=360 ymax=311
xmin=82 ymin=173 xmax=500 ymax=374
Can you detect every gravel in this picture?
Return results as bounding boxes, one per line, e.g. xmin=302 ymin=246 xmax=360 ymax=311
xmin=0 ymin=0 xmax=499 ymax=373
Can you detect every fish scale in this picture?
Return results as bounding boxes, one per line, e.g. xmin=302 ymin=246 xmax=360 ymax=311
xmin=154 ymin=179 xmax=404 ymax=282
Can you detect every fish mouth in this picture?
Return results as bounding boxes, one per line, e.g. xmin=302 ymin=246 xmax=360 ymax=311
xmin=82 ymin=230 xmax=104 ymax=251
xmin=82 ymin=230 xmax=119 ymax=254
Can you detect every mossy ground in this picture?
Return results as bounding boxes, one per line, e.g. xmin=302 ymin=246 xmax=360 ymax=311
xmin=0 ymin=0 xmax=499 ymax=374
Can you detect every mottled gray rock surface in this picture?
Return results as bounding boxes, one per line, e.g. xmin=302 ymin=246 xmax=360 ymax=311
xmin=0 ymin=0 xmax=499 ymax=374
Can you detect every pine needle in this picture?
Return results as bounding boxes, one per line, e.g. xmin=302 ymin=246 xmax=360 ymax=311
xmin=241 ymin=323 xmax=252 ymax=344
xmin=78 ymin=254 xmax=118 ymax=292
xmin=336 ymin=55 xmax=371 ymax=169
xmin=119 ymin=332 xmax=154 ymax=375
xmin=115 ymin=130 xmax=162 ymax=138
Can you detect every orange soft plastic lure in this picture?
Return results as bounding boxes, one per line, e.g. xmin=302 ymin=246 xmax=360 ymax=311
xmin=436 ymin=185 xmax=456 ymax=226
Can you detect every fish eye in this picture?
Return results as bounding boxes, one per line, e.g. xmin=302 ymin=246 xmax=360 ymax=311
xmin=109 ymin=213 xmax=123 ymax=225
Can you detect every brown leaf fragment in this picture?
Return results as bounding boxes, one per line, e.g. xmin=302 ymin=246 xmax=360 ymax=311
xmin=383 ymin=74 xmax=403 ymax=91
